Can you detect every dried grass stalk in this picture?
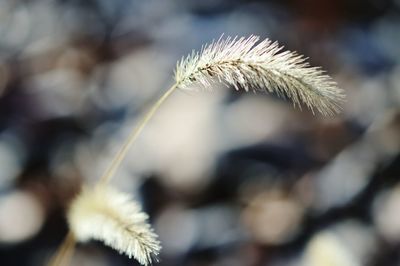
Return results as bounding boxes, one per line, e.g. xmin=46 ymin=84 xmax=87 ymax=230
xmin=175 ymin=35 xmax=345 ymax=115
xmin=54 ymin=35 xmax=345 ymax=266
xmin=67 ymin=186 xmax=161 ymax=266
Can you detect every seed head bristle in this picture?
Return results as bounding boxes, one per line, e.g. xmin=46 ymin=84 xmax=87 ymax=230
xmin=67 ymin=186 xmax=161 ymax=266
xmin=175 ymin=35 xmax=345 ymax=115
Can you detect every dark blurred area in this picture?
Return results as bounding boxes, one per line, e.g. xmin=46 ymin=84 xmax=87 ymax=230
xmin=0 ymin=0 xmax=400 ymax=265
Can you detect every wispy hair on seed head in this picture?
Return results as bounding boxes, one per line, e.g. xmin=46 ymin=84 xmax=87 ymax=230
xmin=175 ymin=35 xmax=345 ymax=115
xmin=67 ymin=186 xmax=161 ymax=266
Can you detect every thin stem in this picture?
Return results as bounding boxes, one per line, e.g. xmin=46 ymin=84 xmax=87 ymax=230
xmin=98 ymin=83 xmax=179 ymax=186
xmin=49 ymin=84 xmax=178 ymax=266
xmin=47 ymin=232 xmax=76 ymax=266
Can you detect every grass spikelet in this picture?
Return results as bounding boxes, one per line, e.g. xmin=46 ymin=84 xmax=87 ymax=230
xmin=175 ymin=35 xmax=345 ymax=115
xmin=67 ymin=186 xmax=161 ymax=266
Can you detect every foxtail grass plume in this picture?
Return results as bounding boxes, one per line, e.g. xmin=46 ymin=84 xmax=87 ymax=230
xmin=175 ymin=35 xmax=344 ymax=115
xmin=53 ymin=34 xmax=345 ymax=266
xmin=67 ymin=186 xmax=161 ymax=266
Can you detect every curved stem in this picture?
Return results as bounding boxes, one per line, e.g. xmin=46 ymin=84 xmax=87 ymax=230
xmin=98 ymin=83 xmax=179 ymax=186
xmin=49 ymin=84 xmax=178 ymax=266
xmin=47 ymin=232 xmax=75 ymax=266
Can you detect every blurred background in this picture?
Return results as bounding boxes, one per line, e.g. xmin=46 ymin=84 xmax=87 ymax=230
xmin=0 ymin=0 xmax=400 ymax=265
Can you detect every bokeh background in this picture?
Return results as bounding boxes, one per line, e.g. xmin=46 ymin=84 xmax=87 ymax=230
xmin=0 ymin=0 xmax=400 ymax=265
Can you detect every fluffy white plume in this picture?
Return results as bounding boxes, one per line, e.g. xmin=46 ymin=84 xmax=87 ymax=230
xmin=67 ymin=186 xmax=161 ymax=266
xmin=175 ymin=35 xmax=345 ymax=115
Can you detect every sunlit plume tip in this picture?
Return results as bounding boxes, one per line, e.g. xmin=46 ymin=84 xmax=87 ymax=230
xmin=67 ymin=186 xmax=161 ymax=266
